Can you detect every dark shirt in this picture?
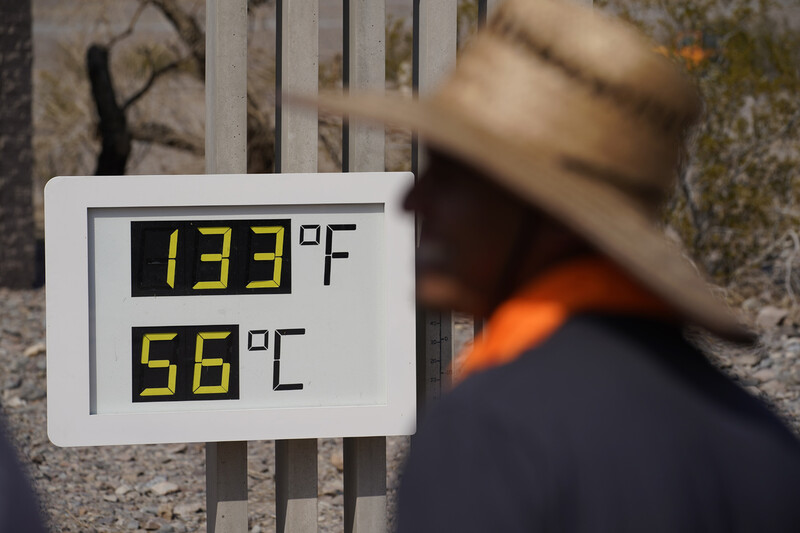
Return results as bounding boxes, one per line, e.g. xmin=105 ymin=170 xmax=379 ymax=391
xmin=0 ymin=415 xmax=48 ymax=532
xmin=399 ymin=314 xmax=800 ymax=532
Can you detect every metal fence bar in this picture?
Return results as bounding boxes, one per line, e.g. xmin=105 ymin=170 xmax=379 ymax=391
xmin=276 ymin=0 xmax=319 ymax=174
xmin=412 ymin=0 xmax=457 ymax=159
xmin=275 ymin=439 xmax=319 ymax=533
xmin=342 ymin=0 xmax=385 ymax=173
xmin=206 ymin=0 xmax=247 ymax=176
xmin=275 ymin=1 xmax=319 ymax=531
xmin=343 ymin=436 xmax=387 ymax=533
xmin=342 ymin=1 xmax=388 ymax=532
xmin=412 ymin=0 xmax=458 ymax=414
xmin=205 ymin=0 xmax=248 ymax=531
xmin=206 ymin=442 xmax=249 ymax=533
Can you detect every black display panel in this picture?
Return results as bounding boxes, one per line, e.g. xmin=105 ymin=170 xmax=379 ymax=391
xmin=132 ymin=325 xmax=239 ymax=402
xmin=131 ymin=219 xmax=291 ymax=296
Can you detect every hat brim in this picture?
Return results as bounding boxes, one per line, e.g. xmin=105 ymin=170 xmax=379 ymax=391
xmin=291 ymin=91 xmax=752 ymax=343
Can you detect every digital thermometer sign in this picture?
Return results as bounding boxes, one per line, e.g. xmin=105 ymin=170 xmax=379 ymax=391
xmin=45 ymin=173 xmax=416 ymax=446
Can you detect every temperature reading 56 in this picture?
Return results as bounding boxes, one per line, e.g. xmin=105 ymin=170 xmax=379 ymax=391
xmin=132 ymin=325 xmax=240 ymax=402
xmin=132 ymin=325 xmax=309 ymax=403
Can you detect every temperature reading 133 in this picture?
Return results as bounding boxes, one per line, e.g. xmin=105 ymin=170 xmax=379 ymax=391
xmin=131 ymin=219 xmax=291 ymax=296
xmin=132 ymin=219 xmax=358 ymax=296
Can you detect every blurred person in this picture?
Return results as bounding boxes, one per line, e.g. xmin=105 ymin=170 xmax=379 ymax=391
xmin=0 ymin=415 xmax=48 ymax=531
xmin=304 ymin=0 xmax=800 ymax=530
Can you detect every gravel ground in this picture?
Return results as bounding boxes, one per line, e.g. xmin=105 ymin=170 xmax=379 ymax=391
xmin=2 ymin=286 xmax=800 ymax=532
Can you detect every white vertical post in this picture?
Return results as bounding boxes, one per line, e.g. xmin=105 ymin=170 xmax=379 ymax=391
xmin=205 ymin=0 xmax=248 ymax=531
xmin=206 ymin=442 xmax=248 ymax=533
xmin=344 ymin=436 xmax=387 ymax=533
xmin=412 ymin=0 xmax=458 ymax=414
xmin=276 ymin=0 xmax=319 ymax=174
xmin=275 ymin=2 xmax=319 ymax=532
xmin=342 ymin=0 xmax=385 ymax=173
xmin=275 ymin=439 xmax=319 ymax=533
xmin=342 ymin=2 xmax=387 ymax=532
xmin=412 ymin=0 xmax=457 ymax=174
xmin=206 ymin=0 xmax=247 ymax=176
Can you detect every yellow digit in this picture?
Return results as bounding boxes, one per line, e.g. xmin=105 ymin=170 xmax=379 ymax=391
xmin=140 ymin=333 xmax=177 ymax=396
xmin=246 ymin=226 xmax=284 ymax=288
xmin=193 ymin=227 xmax=231 ymax=289
xmin=193 ymin=331 xmax=231 ymax=394
xmin=166 ymin=229 xmax=178 ymax=288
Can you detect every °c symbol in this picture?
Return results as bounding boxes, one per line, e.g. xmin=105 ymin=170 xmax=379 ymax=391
xmin=247 ymin=329 xmax=269 ymax=351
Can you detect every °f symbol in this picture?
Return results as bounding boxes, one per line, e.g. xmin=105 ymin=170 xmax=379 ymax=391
xmin=299 ymin=224 xmax=357 ymax=286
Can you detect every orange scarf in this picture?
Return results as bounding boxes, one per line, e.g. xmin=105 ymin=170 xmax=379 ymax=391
xmin=456 ymin=255 xmax=676 ymax=382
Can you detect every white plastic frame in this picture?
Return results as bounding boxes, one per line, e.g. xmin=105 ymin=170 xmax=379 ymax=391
xmin=45 ymin=172 xmax=416 ymax=446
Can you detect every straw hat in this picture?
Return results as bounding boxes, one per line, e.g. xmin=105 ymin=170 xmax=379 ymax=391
xmin=299 ymin=0 xmax=750 ymax=342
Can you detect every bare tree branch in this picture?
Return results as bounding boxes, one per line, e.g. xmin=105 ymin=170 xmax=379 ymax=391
xmin=129 ymin=121 xmax=204 ymax=155
xmin=246 ymin=91 xmax=275 ymax=172
xmin=149 ymin=0 xmax=205 ymax=78
xmin=319 ymin=116 xmax=342 ymax=170
xmin=88 ymin=0 xmax=277 ymax=174
xmin=107 ymin=0 xmax=148 ymax=49
xmin=121 ymin=56 xmax=183 ymax=111
xmin=87 ymin=44 xmax=131 ymax=175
